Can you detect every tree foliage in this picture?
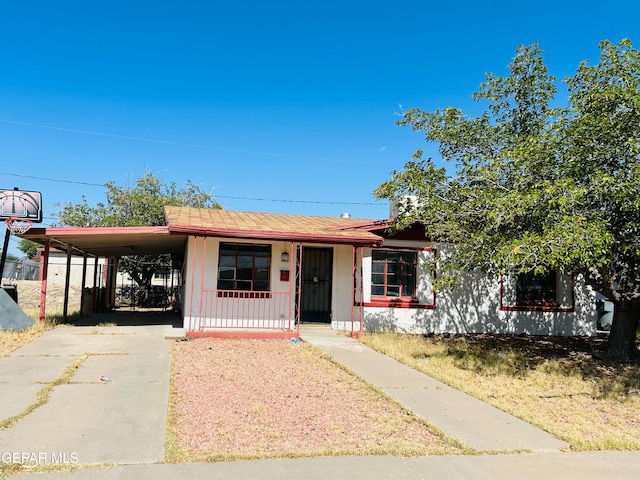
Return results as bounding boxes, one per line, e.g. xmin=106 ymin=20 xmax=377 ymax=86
xmin=56 ymin=172 xmax=221 ymax=305
xmin=17 ymin=239 xmax=39 ymax=259
xmin=375 ymin=40 xmax=640 ymax=360
xmin=56 ymin=172 xmax=217 ymax=227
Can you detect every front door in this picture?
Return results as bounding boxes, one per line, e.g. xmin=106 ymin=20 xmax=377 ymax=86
xmin=300 ymin=247 xmax=333 ymax=323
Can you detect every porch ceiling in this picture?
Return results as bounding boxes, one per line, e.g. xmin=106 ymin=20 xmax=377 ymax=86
xmin=17 ymin=226 xmax=187 ymax=257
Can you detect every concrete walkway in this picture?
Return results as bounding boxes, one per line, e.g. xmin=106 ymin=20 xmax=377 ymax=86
xmin=299 ymin=324 xmax=567 ymax=453
xmin=3 ymin=323 xmax=640 ymax=479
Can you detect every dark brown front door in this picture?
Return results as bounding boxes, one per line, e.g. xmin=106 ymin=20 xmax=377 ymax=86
xmin=300 ymin=247 xmax=333 ymax=323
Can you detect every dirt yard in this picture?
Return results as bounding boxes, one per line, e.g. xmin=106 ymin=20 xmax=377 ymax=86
xmin=169 ymin=337 xmax=460 ymax=461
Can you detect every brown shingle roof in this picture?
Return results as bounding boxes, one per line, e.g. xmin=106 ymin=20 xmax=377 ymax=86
xmin=164 ymin=207 xmax=383 ymax=246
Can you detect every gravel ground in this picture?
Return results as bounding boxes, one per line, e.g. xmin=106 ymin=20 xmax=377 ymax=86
xmin=171 ymin=338 xmax=454 ymax=460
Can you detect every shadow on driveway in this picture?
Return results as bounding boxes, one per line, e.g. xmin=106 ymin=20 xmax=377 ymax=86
xmin=69 ymin=308 xmax=182 ymax=328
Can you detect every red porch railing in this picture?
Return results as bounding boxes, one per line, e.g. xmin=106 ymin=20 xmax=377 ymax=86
xmin=190 ymin=289 xmax=296 ymax=332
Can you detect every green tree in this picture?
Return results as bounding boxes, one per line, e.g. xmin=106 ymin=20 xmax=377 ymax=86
xmin=375 ymin=40 xmax=640 ymax=360
xmin=56 ymin=172 xmax=221 ymax=305
xmin=18 ymin=239 xmax=39 ymax=259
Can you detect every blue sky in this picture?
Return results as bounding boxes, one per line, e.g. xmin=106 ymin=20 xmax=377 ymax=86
xmin=1 ymin=0 xmax=639 ymax=254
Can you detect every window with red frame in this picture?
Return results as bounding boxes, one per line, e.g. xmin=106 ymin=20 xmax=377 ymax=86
xmin=515 ymin=270 xmax=558 ymax=306
xmin=371 ymin=250 xmax=417 ymax=300
xmin=217 ymin=243 xmax=271 ymax=291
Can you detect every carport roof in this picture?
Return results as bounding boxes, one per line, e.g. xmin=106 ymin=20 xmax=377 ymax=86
xmin=16 ymin=207 xmax=385 ymax=257
xmin=19 ymin=226 xmax=187 ymax=257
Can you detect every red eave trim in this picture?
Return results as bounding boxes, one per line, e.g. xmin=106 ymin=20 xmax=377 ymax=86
xmin=26 ymin=226 xmax=171 ymax=236
xmin=168 ymin=225 xmax=383 ymax=246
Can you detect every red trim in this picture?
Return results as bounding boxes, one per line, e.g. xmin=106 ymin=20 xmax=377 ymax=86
xmin=364 ymin=300 xmax=436 ymax=309
xmin=216 ymin=291 xmax=271 ymax=299
xmin=186 ymin=330 xmax=299 ymax=340
xmin=168 ymin=225 xmax=382 ymax=246
xmin=26 ymin=226 xmax=171 ymax=236
xmin=500 ymin=305 xmax=574 ymax=313
xmin=366 ymin=246 xmax=437 ymax=309
xmin=499 ymin=274 xmax=576 ymax=312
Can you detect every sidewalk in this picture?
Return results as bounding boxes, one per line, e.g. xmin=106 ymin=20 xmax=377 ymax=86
xmin=298 ymin=324 xmax=567 ymax=453
xmin=8 ymin=452 xmax=640 ymax=480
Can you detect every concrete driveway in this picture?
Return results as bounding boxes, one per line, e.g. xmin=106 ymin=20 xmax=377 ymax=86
xmin=0 ymin=325 xmax=173 ymax=465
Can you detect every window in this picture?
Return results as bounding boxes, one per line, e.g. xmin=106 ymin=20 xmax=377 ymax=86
xmin=153 ymin=267 xmax=170 ymax=280
xmin=371 ymin=250 xmax=417 ymax=300
xmin=516 ymin=270 xmax=557 ymax=306
xmin=217 ymin=243 xmax=271 ymax=291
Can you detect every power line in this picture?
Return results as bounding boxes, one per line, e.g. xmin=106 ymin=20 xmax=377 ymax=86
xmin=216 ymin=195 xmax=380 ymax=205
xmin=0 ymin=171 xmax=105 ymax=187
xmin=0 ymin=171 xmax=384 ymax=206
xmin=0 ymin=118 xmax=386 ymax=165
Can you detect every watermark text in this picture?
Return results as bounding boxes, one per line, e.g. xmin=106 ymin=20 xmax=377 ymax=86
xmin=1 ymin=452 xmax=79 ymax=464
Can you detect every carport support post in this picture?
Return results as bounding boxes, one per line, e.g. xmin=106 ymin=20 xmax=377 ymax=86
xmin=80 ymin=253 xmax=88 ymax=317
xmin=39 ymin=239 xmax=50 ymax=323
xmin=63 ymin=245 xmax=72 ymax=321
xmin=92 ymin=256 xmax=99 ymax=313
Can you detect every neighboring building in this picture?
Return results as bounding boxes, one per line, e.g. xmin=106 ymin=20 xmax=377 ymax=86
xmin=35 ymin=248 xmax=109 ymax=288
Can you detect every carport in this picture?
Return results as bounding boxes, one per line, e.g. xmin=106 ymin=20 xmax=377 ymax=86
xmin=16 ymin=225 xmax=188 ymax=323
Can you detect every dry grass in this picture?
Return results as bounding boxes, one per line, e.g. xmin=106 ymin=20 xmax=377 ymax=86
xmin=0 ymin=321 xmax=55 ymax=358
xmin=359 ymin=332 xmax=640 ymax=451
xmin=167 ymin=337 xmax=464 ymax=462
xmin=0 ymin=305 xmax=82 ymax=358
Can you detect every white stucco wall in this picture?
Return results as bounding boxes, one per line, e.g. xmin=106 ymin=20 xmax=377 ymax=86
xmin=44 ymin=253 xmax=107 ymax=288
xmin=361 ymin=242 xmax=598 ymax=337
xmin=180 ymin=235 xmax=598 ymax=336
xmin=330 ymin=244 xmax=357 ymax=329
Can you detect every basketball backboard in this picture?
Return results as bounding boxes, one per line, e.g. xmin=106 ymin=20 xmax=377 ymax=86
xmin=0 ymin=189 xmax=43 ymax=223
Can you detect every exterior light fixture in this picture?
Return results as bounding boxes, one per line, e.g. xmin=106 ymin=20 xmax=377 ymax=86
xmin=281 ymin=252 xmax=290 ymax=262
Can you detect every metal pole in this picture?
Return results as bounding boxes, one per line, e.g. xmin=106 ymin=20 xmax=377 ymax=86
xmin=39 ymin=239 xmax=50 ymax=323
xmin=0 ymin=227 xmax=9 ymax=283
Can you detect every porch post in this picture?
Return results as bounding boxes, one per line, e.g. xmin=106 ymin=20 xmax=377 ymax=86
xmin=289 ymin=241 xmax=298 ymax=334
xmin=188 ymin=236 xmax=198 ymax=331
xmin=351 ymin=246 xmax=364 ymax=336
xmin=295 ymin=243 xmax=303 ymax=327
xmin=358 ymin=246 xmax=364 ymax=335
xmin=199 ymin=236 xmax=207 ymax=327
xmin=351 ymin=246 xmax=355 ymax=335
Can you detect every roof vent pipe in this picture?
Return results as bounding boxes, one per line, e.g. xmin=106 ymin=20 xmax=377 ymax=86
xmin=340 ymin=213 xmax=351 ymax=218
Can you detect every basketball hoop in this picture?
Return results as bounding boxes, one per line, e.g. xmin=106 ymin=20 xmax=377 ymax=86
xmin=5 ymin=217 xmax=33 ymax=235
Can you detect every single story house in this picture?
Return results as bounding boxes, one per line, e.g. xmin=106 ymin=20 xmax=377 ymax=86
xmin=19 ymin=205 xmax=598 ymax=337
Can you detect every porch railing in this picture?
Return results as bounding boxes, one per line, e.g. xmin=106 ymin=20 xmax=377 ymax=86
xmin=190 ymin=289 xmax=296 ymax=331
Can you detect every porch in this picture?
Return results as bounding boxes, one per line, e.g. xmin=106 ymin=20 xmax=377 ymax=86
xmin=183 ymin=238 xmax=367 ymax=338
